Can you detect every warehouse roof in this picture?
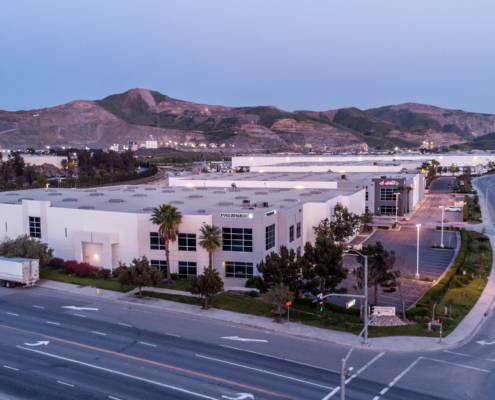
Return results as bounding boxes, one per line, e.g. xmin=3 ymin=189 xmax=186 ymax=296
xmin=0 ymin=185 xmax=361 ymax=215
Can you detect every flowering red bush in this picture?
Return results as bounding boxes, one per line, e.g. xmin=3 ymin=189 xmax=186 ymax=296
xmin=48 ymin=257 xmax=64 ymax=269
xmin=96 ymin=268 xmax=111 ymax=280
xmin=64 ymin=260 xmax=79 ymax=275
xmin=74 ymin=262 xmax=97 ymax=278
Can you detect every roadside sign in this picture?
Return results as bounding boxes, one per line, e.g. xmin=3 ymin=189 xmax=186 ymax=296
xmin=346 ymin=299 xmax=356 ymax=309
xmin=286 ymin=301 xmax=292 ymax=306
xmin=373 ymin=306 xmax=395 ymax=316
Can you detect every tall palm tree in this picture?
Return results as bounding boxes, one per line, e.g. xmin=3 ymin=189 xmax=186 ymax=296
xmin=199 ymin=225 xmax=222 ymax=269
xmin=150 ymin=204 xmax=182 ymax=280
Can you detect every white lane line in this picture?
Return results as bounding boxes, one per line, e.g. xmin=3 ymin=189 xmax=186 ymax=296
xmin=422 ymin=357 xmax=491 ymax=372
xmin=92 ymin=331 xmax=106 ymax=336
xmin=387 ymin=357 xmax=421 ymax=389
xmin=196 ymin=354 xmax=334 ymax=390
xmin=220 ymin=344 xmax=339 ymax=373
xmin=57 ymin=381 xmax=74 ymax=387
xmin=7 ymin=313 xmax=18 ymax=316
xmin=109 ymin=397 xmax=122 ymax=400
xmin=33 ymin=305 xmax=44 ymax=309
xmin=345 ymin=352 xmax=385 ymax=384
xmin=17 ymin=346 xmax=217 ymax=400
xmin=47 ymin=321 xmax=59 ymax=325
xmin=322 ymin=387 xmax=340 ymax=400
xmin=380 ymin=387 xmax=389 ymax=395
xmin=118 ymin=323 xmax=132 ymax=327
xmin=444 ymin=350 xmax=470 ymax=357
xmin=73 ymin=314 xmax=86 ymax=318
xmin=140 ymin=342 xmax=157 ymax=347
xmin=372 ymin=397 xmax=380 ymax=400
xmin=165 ymin=333 xmax=180 ymax=337
xmin=3 ymin=365 xmax=19 ymax=371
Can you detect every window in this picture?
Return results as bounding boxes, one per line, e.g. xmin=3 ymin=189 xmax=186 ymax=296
xmin=222 ymin=228 xmax=252 ymax=252
xmin=296 ymin=222 xmax=301 ymax=239
xmin=151 ymin=260 xmax=167 ymax=273
xmin=296 ymin=247 xmax=301 ymax=260
xmin=380 ymin=188 xmax=397 ymax=201
xmin=150 ymin=232 xmax=165 ymax=250
xmin=289 ymin=225 xmax=294 ymax=242
xmin=179 ymin=261 xmax=197 ymax=278
xmin=365 ymin=191 xmax=369 ymax=201
xmin=225 ymin=261 xmax=253 ymax=278
xmin=380 ymin=206 xmax=397 ymax=215
xmin=266 ymin=224 xmax=275 ymax=250
xmin=365 ymin=206 xmax=369 ymax=211
xmin=29 ymin=217 xmax=41 ymax=238
xmin=178 ymin=233 xmax=196 ymax=251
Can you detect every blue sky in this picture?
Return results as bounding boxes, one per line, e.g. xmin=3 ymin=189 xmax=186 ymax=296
xmin=1 ymin=0 xmax=494 ymax=113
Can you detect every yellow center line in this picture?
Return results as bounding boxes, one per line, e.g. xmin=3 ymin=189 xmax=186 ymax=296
xmin=0 ymin=323 xmax=296 ymax=399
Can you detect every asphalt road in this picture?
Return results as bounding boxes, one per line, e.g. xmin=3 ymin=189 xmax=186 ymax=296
xmin=0 ymin=286 xmax=494 ymax=400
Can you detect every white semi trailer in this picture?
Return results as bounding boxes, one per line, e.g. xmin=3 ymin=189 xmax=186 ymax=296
xmin=0 ymin=257 xmax=39 ymax=288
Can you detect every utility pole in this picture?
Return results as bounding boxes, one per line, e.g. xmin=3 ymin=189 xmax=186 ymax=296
xmin=395 ymin=192 xmax=399 ymax=223
xmin=415 ymin=224 xmax=421 ymax=279
xmin=439 ymin=206 xmax=444 ymax=248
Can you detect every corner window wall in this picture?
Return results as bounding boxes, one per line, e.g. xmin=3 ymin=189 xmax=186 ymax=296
xmin=225 ymin=261 xmax=253 ymax=278
xmin=150 ymin=232 xmax=165 ymax=250
xmin=222 ymin=228 xmax=253 ymax=252
xmin=380 ymin=188 xmax=397 ymax=201
xmin=179 ymin=261 xmax=197 ymax=278
xmin=178 ymin=233 xmax=196 ymax=251
xmin=29 ymin=217 xmax=41 ymax=238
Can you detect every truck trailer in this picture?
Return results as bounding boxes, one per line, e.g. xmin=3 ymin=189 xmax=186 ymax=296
xmin=0 ymin=257 xmax=39 ymax=288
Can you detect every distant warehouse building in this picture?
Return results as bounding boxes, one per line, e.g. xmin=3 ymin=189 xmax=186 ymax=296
xmin=169 ymin=170 xmax=426 ymax=217
xmin=0 ymin=185 xmax=363 ymax=278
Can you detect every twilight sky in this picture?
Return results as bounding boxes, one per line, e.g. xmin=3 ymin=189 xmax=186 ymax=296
xmin=1 ymin=0 xmax=494 ymax=113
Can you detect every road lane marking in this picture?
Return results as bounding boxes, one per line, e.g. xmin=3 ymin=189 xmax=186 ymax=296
xmin=196 ymin=354 xmax=334 ymax=390
xmin=62 ymin=306 xmax=98 ymax=311
xmin=92 ymin=331 xmax=106 ymax=336
xmin=3 ymin=365 xmax=18 ymax=371
xmin=109 ymin=397 xmax=122 ymax=400
xmin=322 ymin=387 xmax=340 ymax=400
xmin=46 ymin=321 xmax=59 ymax=325
xmin=166 ymin=333 xmax=180 ymax=337
xmin=118 ymin=323 xmax=132 ymax=327
xmin=422 ymin=357 xmax=491 ymax=372
xmin=220 ymin=345 xmax=339 ymax=373
xmin=7 ymin=313 xmax=18 ymax=316
xmin=33 ymin=306 xmax=44 ymax=309
xmin=140 ymin=342 xmax=157 ymax=347
xmin=57 ymin=381 xmax=74 ymax=387
xmin=222 ymin=336 xmax=267 ymax=342
xmin=17 ymin=346 xmax=261 ymax=400
xmin=345 ymin=352 xmax=385 ymax=384
xmin=3 ymin=325 xmax=294 ymax=399
xmin=74 ymin=314 xmax=86 ymax=318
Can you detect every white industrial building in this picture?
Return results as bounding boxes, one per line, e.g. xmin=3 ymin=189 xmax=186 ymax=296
xmin=0 ymin=185 xmax=363 ymax=278
xmin=169 ymin=170 xmax=426 ymax=217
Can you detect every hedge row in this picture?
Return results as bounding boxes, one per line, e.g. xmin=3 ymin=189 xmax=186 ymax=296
xmin=463 ymin=195 xmax=469 ymax=222
xmin=293 ymin=297 xmax=361 ymax=317
xmin=407 ymin=228 xmax=467 ymax=318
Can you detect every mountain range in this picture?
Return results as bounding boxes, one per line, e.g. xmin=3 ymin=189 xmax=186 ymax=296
xmin=1 ymin=88 xmax=494 ymax=152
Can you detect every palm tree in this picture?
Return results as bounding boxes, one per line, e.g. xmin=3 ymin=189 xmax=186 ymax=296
xmin=199 ymin=225 xmax=222 ymax=269
xmin=150 ymin=204 xmax=182 ymax=280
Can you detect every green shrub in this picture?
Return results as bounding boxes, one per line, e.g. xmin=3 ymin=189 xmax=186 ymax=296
xmin=171 ymin=273 xmax=179 ymax=281
xmin=405 ymin=307 xmax=430 ymax=318
xmin=463 ymin=195 xmax=469 ymax=221
xmin=450 ymin=279 xmax=464 ymax=288
xmin=377 ymin=226 xmax=390 ymax=230
xmin=245 ymin=276 xmax=259 ymax=288
xmin=248 ymin=290 xmax=259 ymax=298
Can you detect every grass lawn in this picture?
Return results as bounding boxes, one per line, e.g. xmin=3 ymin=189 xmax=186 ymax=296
xmin=157 ymin=279 xmax=188 ymax=291
xmin=40 ymin=267 xmax=135 ymax=293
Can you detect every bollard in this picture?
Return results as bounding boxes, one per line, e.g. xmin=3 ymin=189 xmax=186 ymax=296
xmin=428 ymin=322 xmax=431 ymax=331
xmin=444 ymin=307 xmax=448 ymax=315
xmin=97 ymin=289 xmax=100 ymax=295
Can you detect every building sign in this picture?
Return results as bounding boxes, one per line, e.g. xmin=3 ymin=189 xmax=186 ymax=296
xmin=379 ymin=180 xmax=400 ymax=186
xmin=372 ymin=306 xmax=395 ymax=316
xmin=265 ymin=210 xmax=276 ymax=217
xmin=346 ymin=299 xmax=356 ymax=309
xmin=221 ymin=213 xmax=253 ymax=219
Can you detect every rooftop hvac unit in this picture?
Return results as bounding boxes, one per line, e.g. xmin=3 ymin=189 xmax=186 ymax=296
xmin=341 ymin=174 xmax=346 ymax=180
xmin=256 ymin=201 xmax=264 ymax=208
xmin=242 ymin=199 xmax=250 ymax=207
xmin=263 ymin=202 xmax=269 ymax=208
xmin=381 ymin=176 xmax=387 ymax=179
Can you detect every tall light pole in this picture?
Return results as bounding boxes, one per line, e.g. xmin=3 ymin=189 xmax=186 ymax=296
xmin=439 ymin=206 xmax=444 ymax=248
xmin=395 ymin=192 xmax=399 ymax=223
xmin=415 ymin=223 xmax=421 ymax=279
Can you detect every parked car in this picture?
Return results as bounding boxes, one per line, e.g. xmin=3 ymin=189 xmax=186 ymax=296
xmin=445 ymin=206 xmax=461 ymax=212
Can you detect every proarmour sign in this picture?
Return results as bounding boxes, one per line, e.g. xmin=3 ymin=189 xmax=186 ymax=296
xmin=221 ymin=213 xmax=253 ymax=219
xmin=379 ymin=180 xmax=400 ymax=186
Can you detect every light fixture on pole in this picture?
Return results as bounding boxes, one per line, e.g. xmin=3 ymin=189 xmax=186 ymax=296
xmin=415 ymin=223 xmax=421 ymax=279
xmin=439 ymin=206 xmax=444 ymax=248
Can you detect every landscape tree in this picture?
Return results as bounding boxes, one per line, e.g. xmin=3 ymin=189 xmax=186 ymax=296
xmin=77 ymin=150 xmax=94 ymax=175
xmin=360 ymin=208 xmax=374 ymax=231
xmin=313 ymin=203 xmax=361 ymax=243
xmin=392 ymin=255 xmax=415 ymax=320
xmin=265 ymin=282 xmax=294 ymax=316
xmin=185 ymin=265 xmax=224 ymax=308
xmin=479 ymin=241 xmax=488 ymax=257
xmin=313 ymin=218 xmax=332 ymax=239
xmin=449 ymin=163 xmax=460 ymax=176
xmin=23 ymin=165 xmax=37 ymax=185
xmin=256 ymin=245 xmax=301 ymax=296
xmin=9 ymin=151 xmax=25 ymax=177
xmin=198 ymin=224 xmax=222 ymax=269
xmin=358 ymin=241 xmax=396 ymax=305
xmin=122 ymin=256 xmax=163 ymax=298
xmin=421 ymin=161 xmax=430 ymax=171
xmin=0 ymin=160 xmax=14 ymax=183
xmin=300 ymin=236 xmax=347 ymax=294
xmin=114 ymin=263 xmax=132 ymax=291
xmin=0 ymin=234 xmax=53 ymax=268
xmin=351 ymin=263 xmax=366 ymax=319
xmin=150 ymin=204 xmax=183 ymax=280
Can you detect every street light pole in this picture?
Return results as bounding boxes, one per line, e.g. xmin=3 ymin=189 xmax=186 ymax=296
xmin=439 ymin=206 xmax=444 ymax=248
xmin=415 ymin=223 xmax=421 ymax=279
xmin=395 ymin=193 xmax=399 ymax=223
